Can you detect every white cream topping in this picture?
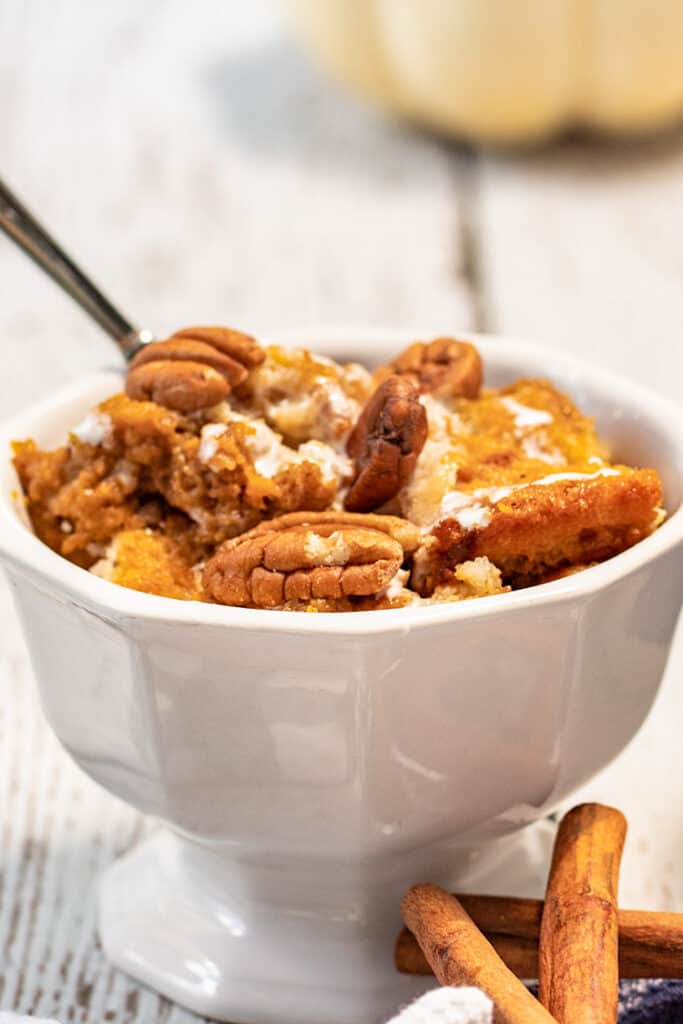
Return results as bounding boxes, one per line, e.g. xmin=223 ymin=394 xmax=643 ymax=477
xmin=381 ymin=568 xmax=418 ymax=603
xmin=90 ymin=535 xmax=119 ymax=580
xmin=249 ymin=420 xmax=292 ymax=476
xmin=204 ymin=410 xmax=291 ymax=476
xmin=400 ymin=396 xmax=464 ymax=527
xmin=522 ymin=433 xmax=565 ymax=464
xmin=324 ymin=531 xmax=352 ymax=564
xmin=436 ymin=468 xmax=624 ymax=531
xmin=198 ymin=423 xmax=227 ymax=462
xmin=324 ymin=384 xmax=355 ymax=419
xmin=383 ymin=569 xmax=409 ymax=600
xmin=200 ymin=407 xmax=351 ymax=483
xmin=304 ymin=531 xmax=351 ymax=565
xmin=297 ymin=440 xmax=353 ymax=484
xmin=454 ymin=505 xmax=493 ymax=530
xmin=210 ymin=407 xmax=287 ymax=472
xmin=258 ymin=381 xmax=360 ymax=449
xmin=500 ymin=396 xmax=553 ymax=429
xmin=72 ymin=411 xmax=112 ymax=446
xmin=303 ymin=534 xmax=328 ymax=560
xmin=419 ymin=394 xmax=465 ymax=435
xmin=534 ymin=468 xmax=620 ymax=485
xmin=438 ymin=486 xmax=513 ymax=531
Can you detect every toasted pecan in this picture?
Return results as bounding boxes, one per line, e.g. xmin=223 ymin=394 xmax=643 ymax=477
xmin=246 ymin=509 xmax=421 ymax=553
xmin=130 ymin=337 xmax=249 ymax=388
xmin=173 ymin=326 xmax=265 ymax=369
xmin=203 ymin=512 xmax=413 ymax=608
xmin=380 ymin=337 xmax=482 ymax=400
xmin=345 ymin=376 xmax=428 ymax=512
xmin=126 ymin=359 xmax=231 ymax=412
xmin=126 ymin=326 xmax=264 ymax=412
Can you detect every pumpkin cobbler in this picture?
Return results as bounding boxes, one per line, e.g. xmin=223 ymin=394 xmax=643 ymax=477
xmin=13 ymin=328 xmax=664 ymax=611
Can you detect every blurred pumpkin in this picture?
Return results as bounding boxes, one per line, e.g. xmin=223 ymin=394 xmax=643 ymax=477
xmin=284 ymin=0 xmax=683 ymax=144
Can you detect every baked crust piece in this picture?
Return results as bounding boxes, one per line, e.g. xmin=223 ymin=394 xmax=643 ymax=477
xmin=245 ymin=345 xmax=373 ymax=446
xmin=412 ymin=468 xmax=663 ymax=594
xmin=92 ymin=528 xmax=200 ymax=600
xmin=12 ymin=393 xmax=339 ymax=568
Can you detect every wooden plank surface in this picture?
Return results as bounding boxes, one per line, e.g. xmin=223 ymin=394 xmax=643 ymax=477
xmin=478 ymin=134 xmax=683 ymax=401
xmin=0 ymin=0 xmax=477 ymax=419
xmin=0 ymin=5 xmax=476 ymax=1022
xmin=476 ymin=124 xmax=683 ymax=912
xmin=1 ymin=3 xmax=682 ymax=1023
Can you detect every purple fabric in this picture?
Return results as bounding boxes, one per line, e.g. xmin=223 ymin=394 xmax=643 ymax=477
xmin=618 ymin=981 xmax=683 ymax=1023
xmin=525 ymin=980 xmax=683 ymax=1022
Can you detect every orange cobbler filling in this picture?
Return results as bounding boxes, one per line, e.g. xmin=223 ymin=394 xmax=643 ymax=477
xmin=12 ymin=329 xmax=664 ymax=610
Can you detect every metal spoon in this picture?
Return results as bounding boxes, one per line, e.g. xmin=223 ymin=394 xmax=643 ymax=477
xmin=0 ymin=176 xmax=154 ymax=359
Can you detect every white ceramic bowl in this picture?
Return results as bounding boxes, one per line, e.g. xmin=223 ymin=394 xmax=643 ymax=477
xmin=2 ymin=331 xmax=683 ymax=1024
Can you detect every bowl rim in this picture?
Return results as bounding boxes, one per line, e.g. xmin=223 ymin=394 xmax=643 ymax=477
xmin=2 ymin=327 xmax=682 ymax=636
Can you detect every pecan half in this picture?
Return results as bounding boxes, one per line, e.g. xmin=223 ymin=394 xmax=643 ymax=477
xmin=173 ymin=326 xmax=265 ymax=370
xmin=344 ymin=376 xmax=428 ymax=512
xmin=247 ymin=509 xmax=421 ymax=553
xmin=126 ymin=360 xmax=230 ymax=413
xmin=126 ymin=326 xmax=264 ymax=412
xmin=380 ymin=337 xmax=482 ymax=400
xmin=203 ymin=511 xmax=416 ymax=608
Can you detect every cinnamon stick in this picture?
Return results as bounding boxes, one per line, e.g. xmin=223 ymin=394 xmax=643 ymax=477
xmin=538 ymin=803 xmax=627 ymax=1024
xmin=395 ymin=895 xmax=683 ymax=979
xmin=396 ymin=922 xmax=539 ymax=978
xmin=402 ymin=884 xmax=556 ymax=1024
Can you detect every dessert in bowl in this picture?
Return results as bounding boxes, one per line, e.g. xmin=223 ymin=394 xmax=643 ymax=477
xmin=1 ymin=329 xmax=682 ymax=1024
xmin=10 ymin=327 xmax=668 ymax=610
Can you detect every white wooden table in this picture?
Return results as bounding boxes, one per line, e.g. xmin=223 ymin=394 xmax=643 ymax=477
xmin=1 ymin=3 xmax=682 ymax=1021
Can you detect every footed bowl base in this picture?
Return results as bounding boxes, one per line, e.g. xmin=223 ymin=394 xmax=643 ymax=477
xmin=98 ymin=823 xmax=555 ymax=1024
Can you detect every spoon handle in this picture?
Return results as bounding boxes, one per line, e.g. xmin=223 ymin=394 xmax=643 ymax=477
xmin=0 ymin=177 xmax=154 ymax=359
